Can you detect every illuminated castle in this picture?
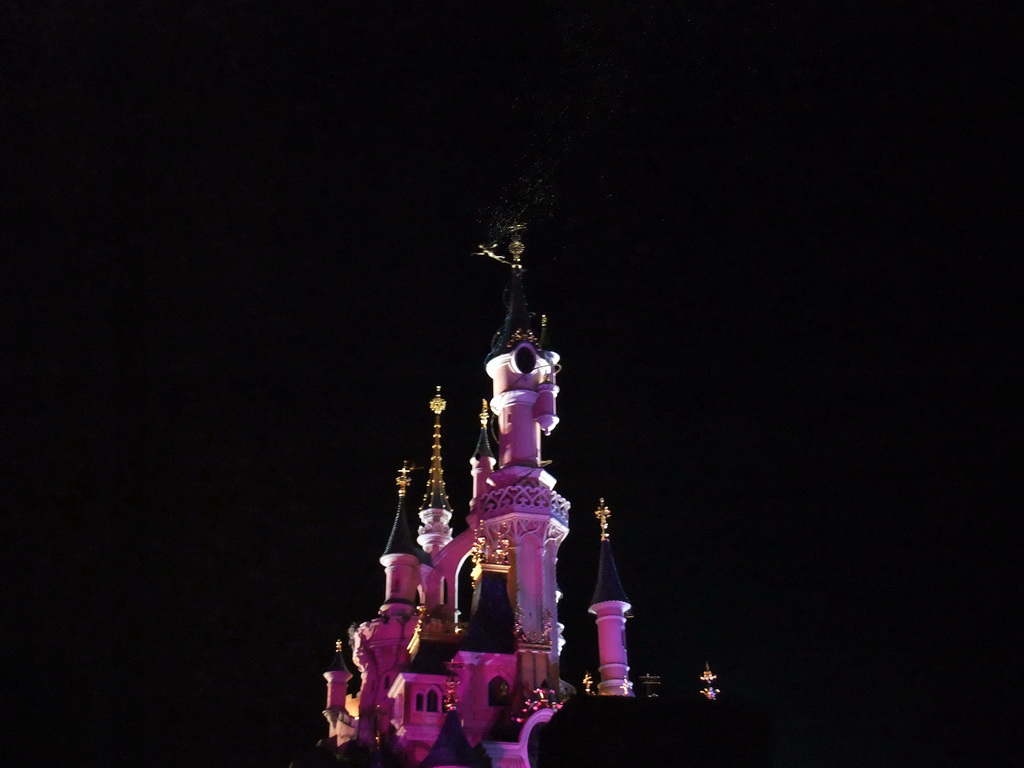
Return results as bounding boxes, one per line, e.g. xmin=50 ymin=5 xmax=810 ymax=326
xmin=295 ymin=238 xmax=635 ymax=768
xmin=291 ymin=238 xmax=771 ymax=768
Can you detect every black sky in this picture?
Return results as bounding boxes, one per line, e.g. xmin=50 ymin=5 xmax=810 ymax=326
xmin=3 ymin=3 xmax=1019 ymax=767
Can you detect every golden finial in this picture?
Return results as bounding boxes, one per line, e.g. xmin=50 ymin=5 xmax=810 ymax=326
xmin=620 ymin=678 xmax=631 ymax=695
xmin=423 ymin=387 xmax=451 ymax=510
xmin=508 ymin=222 xmax=526 ymax=265
xmin=700 ymin=661 xmax=720 ymax=700
xmin=335 ymin=638 xmax=344 ymax=653
xmin=479 ymin=399 xmax=489 ymax=428
xmin=396 ymin=461 xmax=414 ymax=497
xmin=582 ymin=671 xmax=594 ymax=695
xmin=595 ymin=498 xmax=612 ymax=541
xmin=429 ymin=385 xmax=446 ymax=415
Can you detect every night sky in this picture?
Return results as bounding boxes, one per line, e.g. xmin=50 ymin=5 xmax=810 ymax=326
xmin=3 ymin=3 xmax=1018 ymax=767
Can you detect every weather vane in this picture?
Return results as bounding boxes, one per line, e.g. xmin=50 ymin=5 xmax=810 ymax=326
xmin=475 ymin=222 xmax=526 ymax=269
xmin=700 ymin=661 xmax=720 ymax=700
xmin=595 ymin=498 xmax=612 ymax=540
xmin=396 ymin=461 xmax=416 ymax=497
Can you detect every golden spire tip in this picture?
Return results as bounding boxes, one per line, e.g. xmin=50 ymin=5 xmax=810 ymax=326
xmin=396 ymin=461 xmax=414 ymax=496
xmin=429 ymin=386 xmax=446 ymax=415
xmin=595 ymin=498 xmax=612 ymax=541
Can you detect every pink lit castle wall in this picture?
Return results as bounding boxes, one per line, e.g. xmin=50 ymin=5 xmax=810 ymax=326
xmin=295 ymin=236 xmax=639 ymax=768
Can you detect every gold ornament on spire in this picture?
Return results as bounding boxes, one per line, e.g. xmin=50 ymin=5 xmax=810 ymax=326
xmin=429 ymin=385 xmax=446 ymax=415
xmin=582 ymin=671 xmax=594 ymax=695
xmin=335 ymin=638 xmax=344 ymax=653
xmin=422 ymin=387 xmax=451 ymax=510
xmin=700 ymin=661 xmax=720 ymax=700
xmin=595 ymin=498 xmax=612 ymax=541
xmin=479 ymin=399 xmax=489 ymax=428
xmin=396 ymin=461 xmax=414 ymax=497
xmin=474 ymin=223 xmax=526 ymax=269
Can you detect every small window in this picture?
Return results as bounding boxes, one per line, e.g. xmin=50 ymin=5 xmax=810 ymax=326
xmin=488 ymin=676 xmax=510 ymax=706
xmin=513 ymin=344 xmax=536 ymax=374
xmin=426 ymin=689 xmax=440 ymax=712
xmin=384 ymin=675 xmax=391 ymax=691
xmin=415 ymin=693 xmax=424 ymax=711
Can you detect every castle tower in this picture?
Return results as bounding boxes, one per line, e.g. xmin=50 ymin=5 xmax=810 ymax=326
xmin=322 ymin=639 xmax=356 ymax=746
xmin=468 ymin=400 xmax=495 ymax=524
xmin=418 ymin=387 xmax=454 ymax=557
xmin=588 ymin=499 xmax=633 ymax=696
xmin=380 ymin=463 xmax=430 ymax=618
xmin=476 ymin=235 xmax=569 ymax=698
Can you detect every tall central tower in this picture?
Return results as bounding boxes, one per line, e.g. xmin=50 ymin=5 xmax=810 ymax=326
xmin=476 ymin=236 xmax=568 ymax=695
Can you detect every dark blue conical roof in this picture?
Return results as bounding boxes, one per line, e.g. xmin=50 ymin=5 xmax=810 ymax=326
xmin=589 ymin=539 xmax=630 ymax=606
xmin=461 ymin=570 xmax=515 ymax=654
xmin=472 ymin=422 xmax=493 ymax=461
xmin=486 ymin=267 xmax=533 ymax=362
xmin=419 ymin=710 xmax=486 ymax=768
xmin=382 ymin=495 xmax=430 ymax=565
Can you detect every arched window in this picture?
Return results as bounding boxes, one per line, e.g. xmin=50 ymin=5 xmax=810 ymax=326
xmin=426 ymin=689 xmax=440 ymax=712
xmin=383 ymin=675 xmax=391 ymax=691
xmin=488 ymin=676 xmax=510 ymax=706
xmin=415 ymin=693 xmax=424 ymax=711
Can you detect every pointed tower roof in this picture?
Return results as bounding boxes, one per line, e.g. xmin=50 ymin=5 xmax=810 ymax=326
xmin=486 ymin=227 xmax=536 ymax=362
xmin=472 ymin=399 xmax=493 ymax=460
xmin=383 ymin=463 xmax=430 ymax=564
xmin=419 ymin=710 xmax=486 ymax=768
xmin=461 ymin=570 xmax=516 ymax=654
xmin=421 ymin=387 xmax=453 ymax=511
xmin=589 ymin=499 xmax=631 ymax=606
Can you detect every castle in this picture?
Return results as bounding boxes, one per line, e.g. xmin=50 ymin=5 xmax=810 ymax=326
xmin=296 ymin=239 xmax=636 ymax=768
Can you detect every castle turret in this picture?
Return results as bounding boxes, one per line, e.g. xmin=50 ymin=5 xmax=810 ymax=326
xmin=469 ymin=399 xmax=495 ymax=518
xmin=588 ymin=499 xmax=633 ymax=696
xmin=476 ymin=231 xmax=570 ymax=698
xmin=418 ymin=387 xmax=454 ymax=556
xmin=381 ymin=463 xmax=430 ymax=618
xmin=322 ymin=639 xmax=356 ymax=746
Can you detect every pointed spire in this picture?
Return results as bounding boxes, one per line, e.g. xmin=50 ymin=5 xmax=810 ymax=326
xmin=419 ymin=710 xmax=486 ymax=768
xmin=590 ymin=500 xmax=630 ymax=606
xmin=472 ymin=399 xmax=494 ymax=460
xmin=486 ymin=224 xmax=535 ymax=361
xmin=421 ymin=387 xmax=452 ymax=512
xmin=461 ymin=570 xmax=516 ymax=654
xmin=383 ymin=462 xmax=430 ymax=564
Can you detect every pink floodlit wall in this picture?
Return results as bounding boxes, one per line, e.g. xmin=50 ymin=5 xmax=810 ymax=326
xmin=592 ymin=600 xmax=633 ymax=696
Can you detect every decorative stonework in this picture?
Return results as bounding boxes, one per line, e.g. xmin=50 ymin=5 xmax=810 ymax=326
xmin=477 ymin=481 xmax=570 ymax=527
xmin=514 ymin=607 xmax=554 ymax=646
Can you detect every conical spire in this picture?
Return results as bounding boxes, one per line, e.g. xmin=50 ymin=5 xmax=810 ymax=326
xmin=419 ymin=710 xmax=486 ymax=768
xmin=590 ymin=499 xmax=630 ymax=606
xmin=383 ymin=462 xmax=430 ymax=564
xmin=472 ymin=399 xmax=493 ymax=460
xmin=421 ymin=387 xmax=452 ymax=512
xmin=486 ymin=226 xmax=536 ymax=361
